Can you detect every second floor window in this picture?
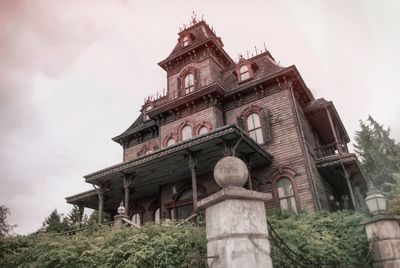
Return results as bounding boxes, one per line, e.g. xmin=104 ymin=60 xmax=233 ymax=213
xmin=166 ymin=138 xmax=176 ymax=146
xmin=184 ymin=73 xmax=195 ymax=94
xmin=181 ymin=125 xmax=192 ymax=141
xmin=239 ymin=65 xmax=250 ymax=81
xmin=247 ymin=113 xmax=264 ymax=144
xmin=198 ymin=126 xmax=209 ymax=135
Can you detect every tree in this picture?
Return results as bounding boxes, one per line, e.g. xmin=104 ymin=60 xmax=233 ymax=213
xmin=0 ymin=205 xmax=16 ymax=238
xmin=386 ymin=173 xmax=400 ymax=214
xmin=43 ymin=209 xmax=68 ymax=233
xmin=67 ymin=205 xmax=84 ymax=228
xmin=354 ymin=115 xmax=400 ymax=190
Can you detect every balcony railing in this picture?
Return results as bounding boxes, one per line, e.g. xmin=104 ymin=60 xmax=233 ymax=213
xmin=314 ymin=142 xmax=348 ymax=159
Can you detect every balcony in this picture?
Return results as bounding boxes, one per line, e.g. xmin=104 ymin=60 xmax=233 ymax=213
xmin=314 ymin=142 xmax=348 ymax=159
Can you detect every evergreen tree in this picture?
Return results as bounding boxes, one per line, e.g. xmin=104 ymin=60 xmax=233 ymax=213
xmin=354 ymin=115 xmax=400 ymax=190
xmin=43 ymin=209 xmax=68 ymax=233
xmin=67 ymin=205 xmax=83 ymax=228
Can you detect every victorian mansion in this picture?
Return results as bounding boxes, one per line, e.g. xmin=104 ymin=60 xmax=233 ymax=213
xmin=66 ymin=18 xmax=367 ymax=225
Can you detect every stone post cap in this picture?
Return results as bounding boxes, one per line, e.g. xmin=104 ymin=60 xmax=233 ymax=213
xmin=198 ymin=186 xmax=272 ymax=209
xmin=113 ymin=214 xmax=129 ymax=220
xmin=214 ymin=156 xmax=249 ymax=188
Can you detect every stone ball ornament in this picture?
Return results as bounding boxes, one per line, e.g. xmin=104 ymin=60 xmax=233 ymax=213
xmin=213 ymin=156 xmax=249 ymax=188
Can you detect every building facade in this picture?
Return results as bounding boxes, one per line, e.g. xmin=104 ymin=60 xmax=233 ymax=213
xmin=66 ymin=17 xmax=367 ymax=225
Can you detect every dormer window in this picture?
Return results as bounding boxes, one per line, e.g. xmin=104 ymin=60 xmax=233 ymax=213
xmin=184 ymin=73 xmax=195 ymax=94
xmin=183 ymin=36 xmax=190 ymax=47
xmin=234 ymin=59 xmax=257 ymax=83
xmin=239 ymin=65 xmax=250 ymax=81
xmin=144 ymin=105 xmax=153 ymax=121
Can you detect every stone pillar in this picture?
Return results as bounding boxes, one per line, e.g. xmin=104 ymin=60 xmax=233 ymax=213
xmin=363 ymin=215 xmax=400 ymax=268
xmin=198 ymin=156 xmax=273 ymax=268
xmin=113 ymin=214 xmax=128 ymax=230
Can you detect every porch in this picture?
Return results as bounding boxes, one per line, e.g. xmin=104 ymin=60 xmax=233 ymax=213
xmin=66 ymin=124 xmax=273 ymax=223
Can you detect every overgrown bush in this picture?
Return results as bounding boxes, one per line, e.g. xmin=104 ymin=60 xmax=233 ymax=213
xmin=0 ymin=222 xmax=206 ymax=268
xmin=269 ymin=211 xmax=370 ymax=267
xmin=0 ymin=212 xmax=370 ymax=267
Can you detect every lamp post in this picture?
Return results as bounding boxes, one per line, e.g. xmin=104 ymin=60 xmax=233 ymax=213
xmin=117 ymin=201 xmax=126 ymax=215
xmin=113 ymin=201 xmax=128 ymax=230
xmin=364 ymin=183 xmax=388 ymax=216
xmin=362 ymin=182 xmax=400 ymax=267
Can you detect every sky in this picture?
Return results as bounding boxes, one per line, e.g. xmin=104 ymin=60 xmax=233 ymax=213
xmin=0 ymin=0 xmax=399 ymax=235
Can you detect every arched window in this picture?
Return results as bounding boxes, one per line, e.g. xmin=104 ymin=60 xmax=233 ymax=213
xmin=239 ymin=65 xmax=250 ymax=81
xmin=131 ymin=213 xmax=141 ymax=225
xmin=144 ymin=105 xmax=153 ymax=121
xmin=247 ymin=113 xmax=264 ymax=144
xmin=154 ymin=208 xmax=160 ymax=223
xmin=183 ymin=36 xmax=189 ymax=47
xmin=198 ymin=126 xmax=209 ymax=135
xmin=276 ymin=177 xmax=297 ymax=213
xmin=181 ymin=125 xmax=192 ymax=141
xmin=184 ymin=73 xmax=195 ymax=94
xmin=166 ymin=138 xmax=176 ymax=146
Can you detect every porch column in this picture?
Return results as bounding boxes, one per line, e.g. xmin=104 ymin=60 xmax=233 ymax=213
xmin=78 ymin=205 xmax=84 ymax=228
xmin=343 ymin=169 xmax=358 ymax=209
xmin=123 ymin=174 xmax=133 ymax=217
xmin=188 ymin=151 xmax=200 ymax=214
xmin=326 ymin=107 xmax=342 ymax=153
xmin=97 ymin=186 xmax=104 ymax=224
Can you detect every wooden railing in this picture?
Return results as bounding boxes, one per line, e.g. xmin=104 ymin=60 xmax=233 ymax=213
xmin=314 ymin=142 xmax=347 ymax=159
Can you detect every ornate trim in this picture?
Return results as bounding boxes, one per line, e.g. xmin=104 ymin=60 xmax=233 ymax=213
xmin=84 ymin=125 xmax=273 ymax=183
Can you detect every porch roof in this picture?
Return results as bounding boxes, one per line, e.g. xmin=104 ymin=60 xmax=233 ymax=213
xmin=67 ymin=125 xmax=273 ymax=208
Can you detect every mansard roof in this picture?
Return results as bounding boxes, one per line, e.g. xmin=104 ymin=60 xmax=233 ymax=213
xmin=112 ymin=113 xmax=157 ymax=144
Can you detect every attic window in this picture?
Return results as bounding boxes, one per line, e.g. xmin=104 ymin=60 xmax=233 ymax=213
xmin=182 ymin=36 xmax=190 ymax=47
xmin=144 ymin=105 xmax=153 ymax=121
xmin=239 ymin=65 xmax=250 ymax=81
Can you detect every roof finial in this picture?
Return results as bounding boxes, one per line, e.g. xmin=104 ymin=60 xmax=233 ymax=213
xmin=191 ymin=11 xmax=198 ymax=24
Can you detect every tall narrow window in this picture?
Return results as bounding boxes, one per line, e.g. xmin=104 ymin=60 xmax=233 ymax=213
xmin=184 ymin=73 xmax=195 ymax=94
xmin=181 ymin=125 xmax=192 ymax=141
xmin=239 ymin=65 xmax=250 ymax=81
xmin=183 ymin=36 xmax=189 ymax=47
xmin=276 ymin=177 xmax=297 ymax=213
xmin=131 ymin=213 xmax=141 ymax=225
xmin=247 ymin=113 xmax=264 ymax=144
xmin=154 ymin=208 xmax=160 ymax=223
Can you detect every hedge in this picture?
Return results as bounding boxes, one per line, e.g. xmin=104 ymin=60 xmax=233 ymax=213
xmin=0 ymin=211 xmax=370 ymax=267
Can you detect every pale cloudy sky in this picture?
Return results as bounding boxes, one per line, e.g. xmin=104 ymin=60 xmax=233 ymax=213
xmin=0 ymin=0 xmax=399 ymax=234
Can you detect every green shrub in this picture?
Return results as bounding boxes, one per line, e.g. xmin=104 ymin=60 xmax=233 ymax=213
xmin=0 ymin=212 xmax=370 ymax=267
xmin=0 ymin=222 xmax=206 ymax=268
xmin=268 ymin=211 xmax=370 ymax=267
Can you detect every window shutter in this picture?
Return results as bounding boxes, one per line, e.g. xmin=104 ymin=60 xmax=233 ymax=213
xmin=236 ymin=117 xmax=244 ymax=130
xmin=177 ymin=77 xmax=182 ymax=97
xmin=262 ymin=109 xmax=272 ymax=142
xmin=195 ymin=69 xmax=199 ymax=88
